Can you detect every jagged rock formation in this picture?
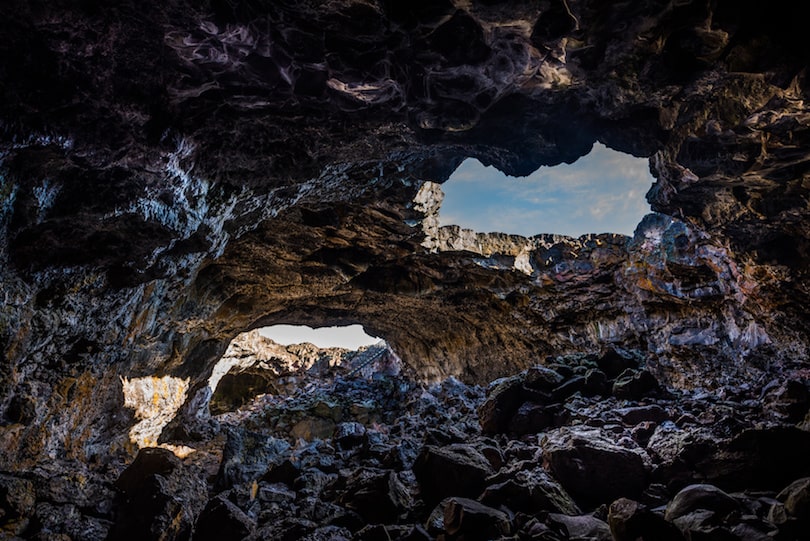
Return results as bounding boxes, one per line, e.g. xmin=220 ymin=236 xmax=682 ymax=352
xmin=0 ymin=1 xmax=809 ymax=536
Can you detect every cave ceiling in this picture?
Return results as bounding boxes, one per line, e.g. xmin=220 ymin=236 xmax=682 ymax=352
xmin=0 ymin=0 xmax=809 ymax=465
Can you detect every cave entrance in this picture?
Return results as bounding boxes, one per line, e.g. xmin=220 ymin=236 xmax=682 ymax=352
xmin=209 ymin=324 xmax=397 ymax=415
xmin=439 ymin=143 xmax=654 ymax=237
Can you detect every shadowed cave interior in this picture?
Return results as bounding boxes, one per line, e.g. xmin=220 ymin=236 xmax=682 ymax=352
xmin=1 ymin=0 xmax=810 ymax=540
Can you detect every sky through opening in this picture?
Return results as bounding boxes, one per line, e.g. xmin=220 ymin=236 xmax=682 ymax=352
xmin=259 ymin=324 xmax=381 ymax=350
xmin=438 ymin=143 xmax=654 ymax=237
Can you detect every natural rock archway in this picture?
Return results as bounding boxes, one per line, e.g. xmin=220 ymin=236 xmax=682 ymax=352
xmin=0 ymin=0 xmax=808 ymax=505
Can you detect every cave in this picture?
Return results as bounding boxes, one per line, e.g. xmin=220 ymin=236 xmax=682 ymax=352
xmin=1 ymin=0 xmax=810 ymax=539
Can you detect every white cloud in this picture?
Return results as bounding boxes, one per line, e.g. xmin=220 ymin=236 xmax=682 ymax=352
xmin=259 ymin=324 xmax=380 ymax=349
xmin=438 ymin=143 xmax=654 ymax=236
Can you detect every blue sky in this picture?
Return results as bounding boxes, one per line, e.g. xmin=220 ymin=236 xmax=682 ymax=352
xmin=438 ymin=143 xmax=654 ymax=237
xmin=259 ymin=324 xmax=381 ymax=349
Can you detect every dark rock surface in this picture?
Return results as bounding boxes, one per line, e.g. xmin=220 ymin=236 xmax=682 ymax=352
xmin=0 ymin=0 xmax=809 ymax=539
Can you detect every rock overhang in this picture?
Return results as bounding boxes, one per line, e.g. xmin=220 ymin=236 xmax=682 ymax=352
xmin=0 ymin=0 xmax=808 ymax=468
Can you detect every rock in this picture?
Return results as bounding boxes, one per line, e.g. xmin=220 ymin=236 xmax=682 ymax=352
xmin=669 ymin=509 xmax=735 ymax=540
xmin=478 ymin=375 xmax=525 ymax=434
xmin=442 ymin=497 xmax=512 ymax=540
xmin=290 ymin=417 xmax=337 ymax=441
xmin=612 ymin=369 xmax=659 ymax=400
xmin=664 ymin=484 xmax=739 ymax=521
xmin=357 ymin=524 xmax=431 ymax=541
xmin=551 ymin=376 xmax=586 ymax=401
xmin=108 ymin=447 xmax=206 ymax=541
xmin=216 ymin=428 xmax=291 ymax=490
xmin=543 ymin=427 xmax=651 ymax=507
xmin=334 ymin=421 xmax=367 ymax=449
xmin=293 ymin=468 xmax=337 ymax=498
xmin=263 ymin=459 xmax=301 ymax=486
xmin=413 ymin=444 xmax=494 ymax=505
xmin=616 ymin=405 xmax=669 ymax=425
xmin=337 ymin=468 xmax=412 ymax=523
xmin=0 ymin=474 xmax=35 ymax=535
xmin=507 ymin=402 xmax=556 ymax=435
xmin=29 ymin=501 xmax=111 ymax=541
xmin=597 ymin=349 xmax=641 ymax=379
xmin=257 ymin=483 xmax=296 ymax=505
xmin=608 ymin=498 xmax=683 ymax=541
xmin=776 ymin=477 xmax=810 ymax=520
xmin=548 ymin=513 xmax=612 ymax=541
xmin=697 ymin=427 xmax=810 ymax=491
xmin=193 ymin=495 xmax=255 ymax=541
xmin=583 ymin=369 xmax=610 ymax=397
xmin=480 ymin=467 xmax=580 ymax=516
xmin=524 ymin=365 xmax=565 ymax=391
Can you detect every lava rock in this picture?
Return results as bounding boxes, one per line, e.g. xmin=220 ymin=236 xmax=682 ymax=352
xmin=524 ymin=365 xmax=565 ymax=391
xmin=542 ymin=427 xmax=651 ymax=507
xmin=109 ymin=447 xmax=206 ymax=541
xmin=507 ymin=402 xmax=556 ymax=435
xmin=337 ymin=467 xmax=413 ymax=523
xmin=608 ymin=498 xmax=683 ymax=541
xmin=193 ymin=495 xmax=255 ymax=541
xmin=612 ymin=369 xmax=659 ymax=400
xmin=664 ymin=484 xmax=739 ymax=521
xmin=263 ymin=459 xmax=301 ymax=486
xmin=583 ymin=369 xmax=610 ymax=397
xmin=334 ymin=421 xmax=367 ymax=449
xmin=480 ymin=467 xmax=580 ymax=515
xmin=216 ymin=428 xmax=291 ymax=490
xmin=616 ymin=405 xmax=669 ymax=425
xmin=776 ymin=477 xmax=810 ymax=520
xmin=548 ymin=513 xmax=612 ymax=541
xmin=478 ymin=375 xmax=525 ymax=434
xmin=413 ymin=444 xmax=494 ymax=505
xmin=290 ymin=417 xmax=337 ymax=441
xmin=357 ymin=523 xmax=431 ymax=541
xmin=0 ymin=474 xmax=35 ymax=535
xmin=597 ymin=348 xmax=641 ymax=379
xmin=442 ymin=497 xmax=512 ymax=540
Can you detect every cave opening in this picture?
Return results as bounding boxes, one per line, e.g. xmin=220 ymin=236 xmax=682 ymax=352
xmin=439 ymin=143 xmax=655 ymax=237
xmin=207 ymin=324 xmax=397 ymax=417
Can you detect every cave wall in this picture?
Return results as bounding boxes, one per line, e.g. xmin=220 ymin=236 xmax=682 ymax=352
xmin=0 ymin=0 xmax=808 ymax=467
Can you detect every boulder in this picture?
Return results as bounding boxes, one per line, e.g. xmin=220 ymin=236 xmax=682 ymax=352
xmin=108 ymin=447 xmax=207 ymax=541
xmin=480 ymin=467 xmax=580 ymax=516
xmin=548 ymin=513 xmax=612 ymax=541
xmin=337 ymin=468 xmax=413 ymax=523
xmin=507 ymin=402 xmax=556 ymax=435
xmin=664 ymin=484 xmax=739 ymax=521
xmin=524 ymin=365 xmax=565 ymax=391
xmin=616 ymin=405 xmax=669 ymax=425
xmin=597 ymin=349 xmax=641 ymax=379
xmin=612 ymin=369 xmax=659 ymax=400
xmin=608 ymin=498 xmax=683 ymax=541
xmin=478 ymin=375 xmax=525 ymax=434
xmin=443 ymin=497 xmax=512 ymax=540
xmin=413 ymin=444 xmax=494 ymax=505
xmin=0 ymin=474 xmax=35 ymax=535
xmin=776 ymin=477 xmax=810 ymax=520
xmin=334 ymin=421 xmax=367 ymax=449
xmin=193 ymin=495 xmax=255 ymax=541
xmin=543 ymin=427 xmax=651 ymax=507
xmin=216 ymin=428 xmax=291 ymax=490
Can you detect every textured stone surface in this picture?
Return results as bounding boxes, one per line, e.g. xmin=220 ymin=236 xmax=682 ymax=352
xmin=0 ymin=0 xmax=809 ymax=530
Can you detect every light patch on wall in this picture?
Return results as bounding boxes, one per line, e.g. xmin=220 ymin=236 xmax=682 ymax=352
xmin=439 ymin=143 xmax=654 ymax=237
xmin=121 ymin=375 xmax=195 ymax=458
xmin=258 ymin=324 xmax=381 ymax=350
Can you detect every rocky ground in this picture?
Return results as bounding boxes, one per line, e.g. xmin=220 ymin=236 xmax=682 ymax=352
xmin=3 ymin=344 xmax=810 ymax=540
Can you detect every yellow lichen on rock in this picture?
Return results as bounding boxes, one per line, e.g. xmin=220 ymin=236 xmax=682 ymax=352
xmin=121 ymin=375 xmax=194 ymax=457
